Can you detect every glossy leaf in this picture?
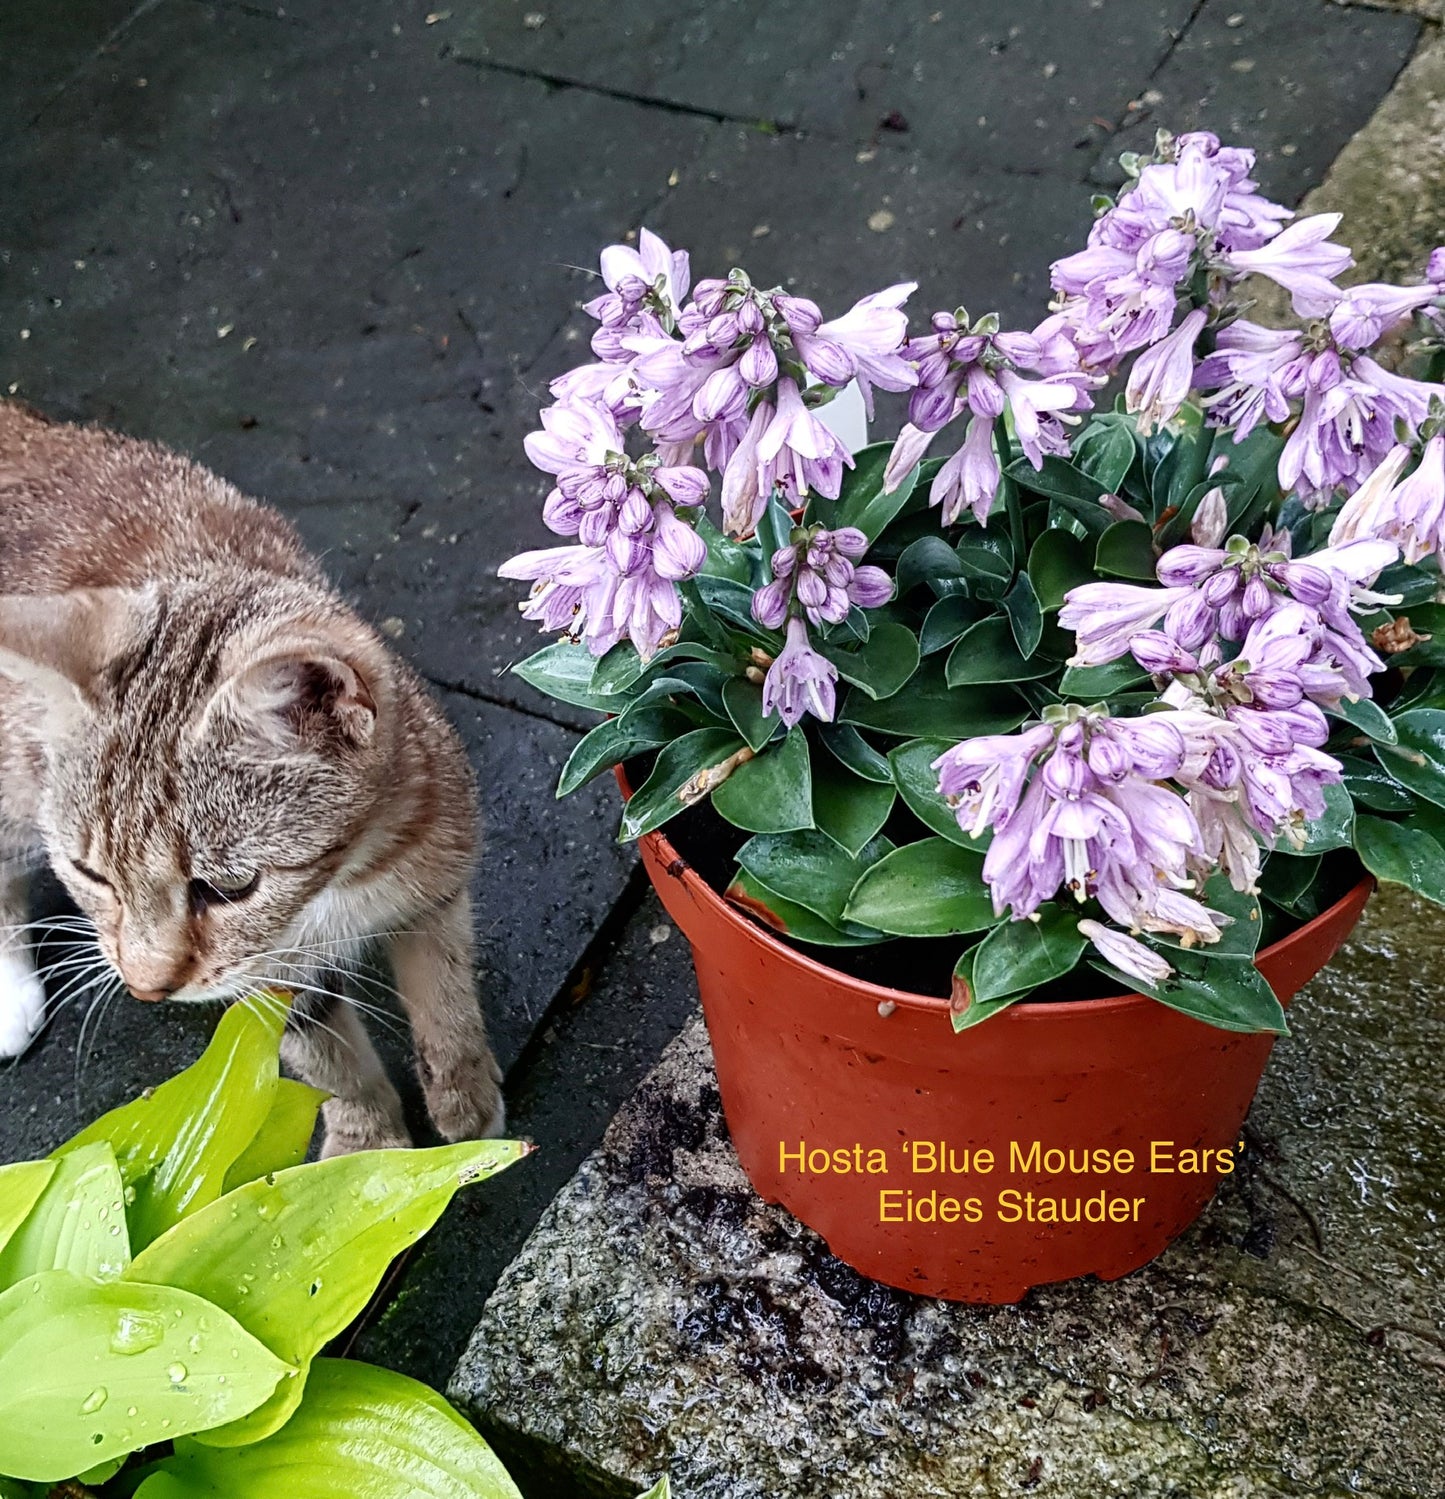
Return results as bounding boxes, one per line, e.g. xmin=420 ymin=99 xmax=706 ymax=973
xmin=1094 ymin=520 xmax=1157 ymax=581
xmin=1274 ymin=780 xmax=1355 ymax=855
xmin=0 ymin=1142 xmax=129 ymax=1287
xmin=843 ymin=660 xmax=1029 ymax=739
xmin=725 ymin=870 xmax=884 ymax=947
xmin=511 ymin=642 xmax=620 ymax=712
xmin=711 ymin=728 xmax=814 ymax=833
xmin=0 ymin=1269 xmax=290 ymax=1483
xmin=57 ymin=999 xmax=288 ymax=1251
xmin=148 ymin=1358 xmax=521 ymax=1499
xmin=722 ymin=677 xmax=780 ymax=754
xmin=888 ymin=738 xmax=988 ymax=850
xmin=1002 ymin=574 xmax=1044 ymax=657
xmin=1326 ymin=694 xmax=1397 ymax=745
xmin=1005 ymin=455 xmax=1101 ymax=508
xmin=844 ymin=838 xmax=994 ymax=936
xmin=0 ymin=1160 xmax=56 ymax=1259
xmin=1027 ymin=528 xmax=1093 ymax=609
xmin=696 ymin=512 xmax=753 ymax=583
xmin=1143 ymin=875 xmax=1262 ymax=959
xmin=1355 ymin=812 xmax=1445 ymax=904
xmin=971 ymin=908 xmax=1087 ymax=1004
xmin=1259 ymin=852 xmax=1322 ymax=914
xmin=808 ymin=440 xmax=919 ymax=541
xmin=1338 ymin=754 xmax=1417 ymax=815
xmin=945 ymin=617 xmax=1054 ymax=686
xmin=818 ymin=722 xmax=893 ymax=783
xmin=558 ymin=706 xmax=694 ymax=797
xmin=1058 ymin=659 xmax=1149 ymax=699
xmin=1091 ymin=953 xmax=1288 ymax=1034
xmin=127 ymin=1140 xmax=528 ymax=1446
xmin=757 ymin=492 xmax=795 ymax=570
xmin=811 ymin=751 xmax=897 ymax=857
xmin=821 ymin=620 xmax=920 ymax=701
xmin=221 ymin=1080 xmax=327 ymax=1195
xmin=895 ymin=535 xmax=964 ymax=596
xmin=1378 ymin=709 xmax=1445 ymax=810
xmin=690 ymin=574 xmax=777 ymax=643
xmin=1073 ymin=417 xmax=1137 ymax=493
xmin=950 ymin=946 xmax=1018 ymax=1032
xmin=617 ymin=729 xmax=745 ymax=841
xmin=735 ymin=830 xmax=893 ymax=927
xmin=919 ymin=594 xmax=985 ymax=655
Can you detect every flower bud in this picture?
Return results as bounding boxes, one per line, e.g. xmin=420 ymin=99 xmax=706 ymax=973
xmin=1157 ymin=545 xmax=1227 ymax=587
xmin=1201 ymin=568 xmax=1241 ymax=608
xmin=740 ymin=335 xmax=780 ymax=388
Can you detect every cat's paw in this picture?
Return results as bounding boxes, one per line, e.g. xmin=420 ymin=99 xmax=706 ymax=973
xmin=0 ymin=951 xmax=46 ymax=1059
xmin=318 ymin=1097 xmax=413 ymax=1158
xmin=424 ymin=1051 xmax=506 ymax=1142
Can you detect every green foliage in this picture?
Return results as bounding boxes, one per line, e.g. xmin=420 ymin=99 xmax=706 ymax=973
xmin=0 ymin=997 xmax=530 ymax=1497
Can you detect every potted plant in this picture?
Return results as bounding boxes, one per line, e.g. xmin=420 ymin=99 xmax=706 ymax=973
xmin=500 ymin=131 xmax=1445 ymax=1301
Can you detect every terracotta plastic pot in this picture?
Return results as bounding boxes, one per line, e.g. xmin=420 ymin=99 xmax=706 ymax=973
xmin=620 ymin=770 xmax=1373 ymax=1301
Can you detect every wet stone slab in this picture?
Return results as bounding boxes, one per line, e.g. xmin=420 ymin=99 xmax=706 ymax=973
xmin=452 ymin=884 xmax=1445 ymax=1499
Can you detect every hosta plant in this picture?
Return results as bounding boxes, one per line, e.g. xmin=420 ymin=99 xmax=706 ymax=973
xmin=503 ymin=130 xmax=1445 ymax=1034
xmin=0 ymin=997 xmax=527 ymax=1498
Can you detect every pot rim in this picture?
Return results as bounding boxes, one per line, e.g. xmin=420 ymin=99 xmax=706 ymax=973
xmin=615 ymin=765 xmax=1374 ymax=1020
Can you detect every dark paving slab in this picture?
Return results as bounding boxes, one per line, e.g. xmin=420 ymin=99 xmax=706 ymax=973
xmin=0 ymin=0 xmax=147 ymax=139
xmin=0 ymin=687 xmax=633 ymax=1160
xmin=351 ymin=888 xmax=699 ymax=1390
xmin=447 ymin=0 xmax=1200 ymax=175
xmin=0 ymin=0 xmax=713 ymax=509
xmin=1095 ymin=0 xmax=1421 ymax=199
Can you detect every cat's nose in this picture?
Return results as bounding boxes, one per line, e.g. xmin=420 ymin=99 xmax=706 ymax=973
xmin=128 ymin=984 xmax=175 ymax=1004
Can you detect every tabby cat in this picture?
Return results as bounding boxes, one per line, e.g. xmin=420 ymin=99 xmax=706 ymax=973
xmin=0 ymin=401 xmax=503 ymax=1155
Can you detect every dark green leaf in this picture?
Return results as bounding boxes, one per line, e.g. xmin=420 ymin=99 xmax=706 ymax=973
xmin=971 ymin=907 xmax=1087 ymax=1004
xmin=590 ymin=643 xmax=647 ymax=696
xmin=844 ymin=838 xmax=994 ymax=936
xmin=558 ymin=706 xmax=694 ymax=796
xmin=818 ymin=722 xmax=894 ymax=783
xmin=811 ymin=747 xmax=897 ymax=856
xmin=1326 ymin=695 xmax=1397 ymax=745
xmin=1073 ymin=418 xmax=1137 ymax=493
xmin=512 ymin=642 xmax=618 ymax=712
xmin=1027 ymin=528 xmax=1093 ymax=609
xmin=820 ymin=620 xmax=920 ymax=701
xmin=945 ymin=616 xmax=1054 ymax=686
xmin=808 ymin=441 xmax=919 ymax=541
xmin=919 ymin=594 xmax=987 ymax=655
xmin=1338 ymin=754 xmax=1418 ymax=814
xmin=691 ymin=574 xmax=777 ymax=642
xmin=1354 ymin=811 xmax=1445 ymax=904
xmin=618 ymin=728 xmax=746 ymax=840
xmin=725 ymin=870 xmax=885 ymax=947
xmin=696 ymin=512 xmax=755 ymax=584
xmin=1058 ymin=659 xmax=1149 ymax=699
xmin=736 ymin=829 xmax=893 ymax=926
xmin=1378 ymin=709 xmax=1445 ymax=810
xmin=1002 ymin=573 xmax=1044 ymax=657
xmin=1375 ymin=561 xmax=1441 ymax=608
xmin=1274 ymin=780 xmax=1355 ymax=854
xmin=1094 ymin=520 xmax=1158 ymax=582
xmin=843 ymin=660 xmax=1030 ymax=738
xmin=757 ymin=493 xmax=795 ymax=570
xmin=1006 ymin=455 xmax=1102 ymax=508
xmin=888 ymin=738 xmax=988 ymax=849
xmin=1258 ymin=852 xmax=1323 ymax=915
xmin=711 ymin=727 xmax=814 ymax=833
xmin=1092 ymin=953 xmax=1288 ymax=1035
xmin=722 ymin=677 xmax=781 ymax=753
xmin=895 ymin=535 xmax=964 ymax=596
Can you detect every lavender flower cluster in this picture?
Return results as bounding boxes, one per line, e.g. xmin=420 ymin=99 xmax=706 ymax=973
xmin=502 ymin=128 xmax=1445 ymax=991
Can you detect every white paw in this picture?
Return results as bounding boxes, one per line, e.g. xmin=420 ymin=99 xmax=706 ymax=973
xmin=0 ymin=950 xmax=46 ymax=1058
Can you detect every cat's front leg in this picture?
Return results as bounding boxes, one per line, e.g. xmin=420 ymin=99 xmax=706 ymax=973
xmin=388 ymin=890 xmax=505 ymax=1142
xmin=0 ymin=857 xmax=45 ymax=1058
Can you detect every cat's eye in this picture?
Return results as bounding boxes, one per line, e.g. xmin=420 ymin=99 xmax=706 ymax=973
xmin=71 ymin=858 xmax=111 ymax=888
xmin=189 ymin=872 xmax=260 ymax=912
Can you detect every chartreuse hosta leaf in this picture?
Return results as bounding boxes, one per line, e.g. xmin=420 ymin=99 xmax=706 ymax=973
xmin=0 ymin=1269 xmax=291 ymax=1483
xmin=221 ymin=1079 xmax=328 ymax=1195
xmin=56 ymin=998 xmax=288 ymax=1252
xmin=138 ymin=1358 xmax=521 ymax=1499
xmin=0 ymin=1141 xmax=129 ymax=1288
xmin=125 ymin=1139 xmax=527 ymax=1447
xmin=0 ymin=1160 xmax=56 ymax=1258
xmin=844 ymin=838 xmax=995 ymax=937
xmin=711 ymin=727 xmax=813 ymax=834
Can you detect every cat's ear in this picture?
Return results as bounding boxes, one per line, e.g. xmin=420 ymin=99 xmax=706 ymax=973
xmin=0 ymin=588 xmax=155 ymax=733
xmin=207 ymin=624 xmax=381 ymax=754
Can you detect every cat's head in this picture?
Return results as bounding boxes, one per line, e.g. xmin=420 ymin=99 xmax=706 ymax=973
xmin=0 ymin=580 xmax=395 ymax=1002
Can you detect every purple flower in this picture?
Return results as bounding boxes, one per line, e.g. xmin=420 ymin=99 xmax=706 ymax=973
xmin=794 ymin=283 xmax=918 ymax=415
xmin=499 ymin=544 xmax=623 ymax=656
xmin=720 ymin=400 xmax=774 ymax=538
xmin=752 ymin=525 xmax=893 ymax=631
xmin=1329 ymin=280 xmax=1443 ymax=350
xmin=755 ymin=378 xmax=854 ymax=507
xmin=930 ymin=417 xmax=1002 ymax=525
xmin=1059 ymin=581 xmax=1193 ymax=667
xmin=1328 ymin=444 xmax=1413 ymax=550
xmin=589 ymin=227 xmax=691 ymax=331
xmin=1220 ymin=212 xmax=1353 ymax=317
xmin=1126 ymin=308 xmax=1207 ymax=434
xmin=762 ymin=617 xmax=838 ymax=727
xmin=1077 ymin=920 xmax=1173 ymax=986
xmin=999 ymin=368 xmax=1092 ymax=468
xmin=1194 ymin=321 xmax=1306 ymax=442
xmin=933 ymin=723 xmax=1057 ymax=839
